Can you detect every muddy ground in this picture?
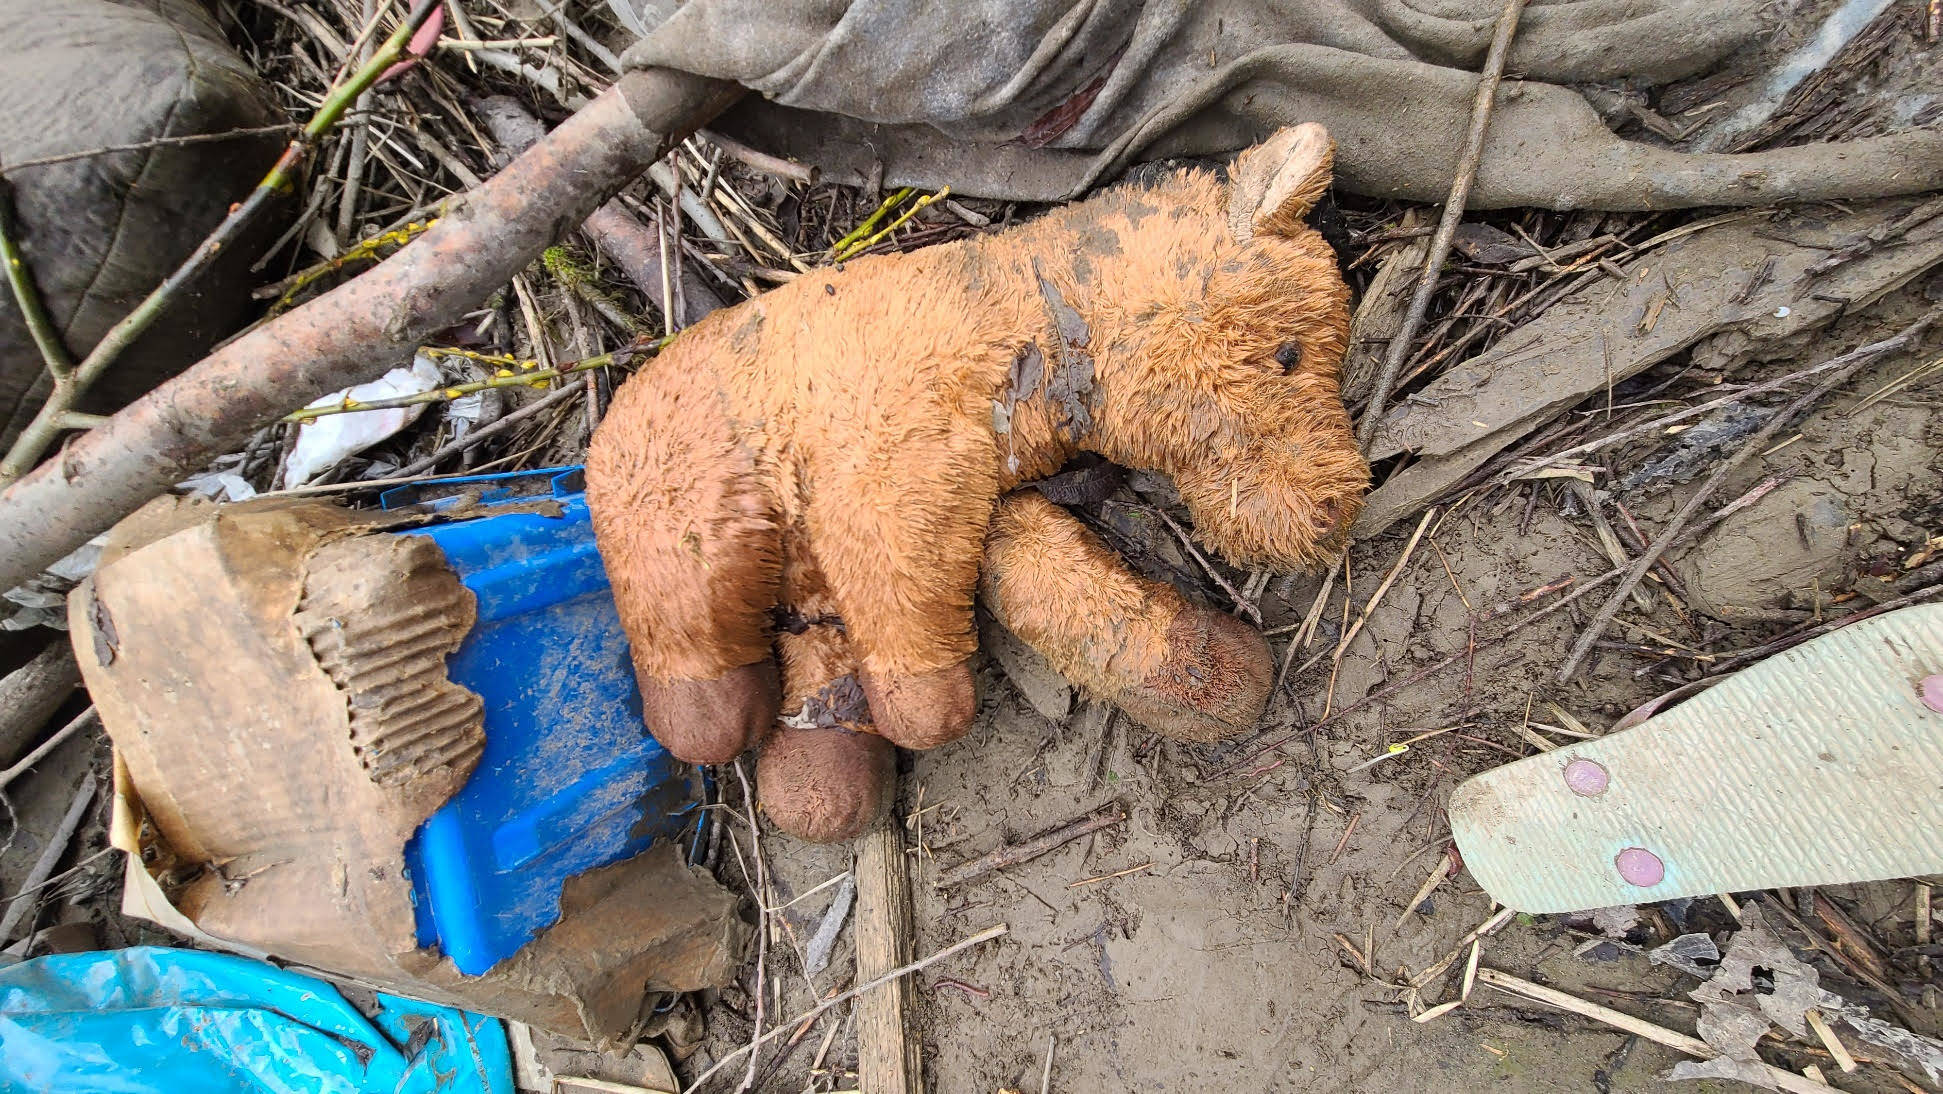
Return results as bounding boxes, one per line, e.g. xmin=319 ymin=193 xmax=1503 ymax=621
xmin=5 ymin=280 xmax=1929 ymax=1094
xmin=2 ymin=3 xmax=1940 ymax=1089
xmin=676 ymin=288 xmax=1943 ymax=1093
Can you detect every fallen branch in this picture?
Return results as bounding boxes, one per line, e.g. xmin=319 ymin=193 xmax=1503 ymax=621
xmin=1356 ymin=0 xmax=1528 ymax=450
xmin=1557 ymin=308 xmax=1941 ymax=681
xmin=475 ymin=96 xmax=727 ymax=327
xmin=701 ymin=128 xmax=819 ymax=185
xmin=0 ymin=0 xmax=446 ymax=486
xmin=0 ymin=68 xmax=739 ymax=593
xmin=937 ymin=804 xmax=1124 ymax=888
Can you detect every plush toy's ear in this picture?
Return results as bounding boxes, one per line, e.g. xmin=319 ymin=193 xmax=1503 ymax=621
xmin=1226 ymin=123 xmax=1334 ymax=242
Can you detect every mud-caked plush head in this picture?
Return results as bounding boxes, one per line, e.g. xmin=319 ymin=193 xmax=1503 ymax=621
xmin=1081 ymin=124 xmax=1367 ymax=570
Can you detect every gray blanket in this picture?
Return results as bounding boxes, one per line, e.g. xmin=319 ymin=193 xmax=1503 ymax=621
xmin=0 ymin=0 xmax=280 ymax=451
xmin=623 ymin=0 xmax=1943 ymax=208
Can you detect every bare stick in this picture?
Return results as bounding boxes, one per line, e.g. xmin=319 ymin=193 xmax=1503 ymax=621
xmin=1557 ymin=309 xmax=1941 ymax=680
xmin=0 ymin=0 xmax=447 ymax=486
xmin=1475 ymin=968 xmax=1830 ymax=1094
xmin=856 ymin=819 xmax=922 ymax=1094
xmin=730 ymin=760 xmax=768 ymax=1093
xmin=679 ymin=923 xmax=1008 ymax=1093
xmin=1356 ymin=0 xmax=1528 ymax=451
xmin=0 ymin=69 xmax=739 ymax=593
xmin=937 ymin=805 xmax=1124 ymax=888
xmin=1148 ymin=506 xmax=1262 ymax=624
xmin=0 ymin=772 xmax=97 ymax=942
xmin=1323 ymin=509 xmax=1434 ymax=717
xmin=0 ymin=708 xmax=97 ymax=792
xmin=701 ymin=129 xmax=819 ymax=185
xmin=0 ymin=125 xmax=299 ymax=175
xmin=396 ymin=382 xmax=585 ymax=477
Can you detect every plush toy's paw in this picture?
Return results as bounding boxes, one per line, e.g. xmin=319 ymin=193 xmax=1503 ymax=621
xmin=757 ymin=724 xmax=896 ymax=843
xmin=1113 ymin=606 xmax=1274 ymax=743
xmin=860 ymin=660 xmax=978 ymax=749
xmin=641 ymin=660 xmax=781 ymax=764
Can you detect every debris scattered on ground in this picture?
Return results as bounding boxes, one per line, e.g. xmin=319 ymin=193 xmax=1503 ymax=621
xmin=0 ymin=0 xmax=1938 ymax=1089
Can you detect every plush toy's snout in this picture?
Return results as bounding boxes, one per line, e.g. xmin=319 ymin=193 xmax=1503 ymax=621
xmin=1174 ymin=430 xmax=1368 ymax=571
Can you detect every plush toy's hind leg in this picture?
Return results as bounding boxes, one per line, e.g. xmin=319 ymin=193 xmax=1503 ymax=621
xmin=983 ymin=492 xmax=1273 ymax=743
xmin=588 ymin=371 xmax=784 ymax=764
xmin=757 ymin=579 xmax=896 ymax=843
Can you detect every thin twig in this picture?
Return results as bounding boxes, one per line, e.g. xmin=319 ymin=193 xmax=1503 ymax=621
xmin=1476 ymin=968 xmax=1831 ymax=1094
xmin=0 ymin=181 xmax=74 ymax=381
xmin=834 ymin=188 xmax=949 ymax=261
xmin=701 ymin=129 xmax=819 ymax=184
xmin=396 ymin=381 xmax=584 ymax=477
xmin=0 ymin=772 xmax=97 ymax=943
xmin=1510 ymin=345 xmax=1913 ymax=478
xmin=335 ymin=0 xmax=382 ymax=244
xmin=0 ymin=125 xmax=301 ymax=174
xmin=937 ymin=805 xmax=1123 ymax=888
xmin=0 ymin=0 xmax=443 ymax=485
xmin=1148 ymin=506 xmax=1262 ymax=624
xmin=0 ymin=709 xmax=97 ymax=792
xmin=1356 ymin=0 xmax=1528 ymax=451
xmin=678 ymin=924 xmax=1009 ymax=1093
xmin=1322 ymin=509 xmax=1435 ymax=718
xmin=731 ymin=759 xmax=768 ymax=1093
xmin=1557 ymin=309 xmax=1941 ymax=680
xmin=282 ymin=336 xmax=670 ymax=421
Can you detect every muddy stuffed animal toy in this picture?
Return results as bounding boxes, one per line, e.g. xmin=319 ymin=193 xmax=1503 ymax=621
xmin=589 ymin=124 xmax=1368 ymax=842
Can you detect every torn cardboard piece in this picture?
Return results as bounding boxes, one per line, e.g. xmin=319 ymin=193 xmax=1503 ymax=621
xmin=77 ymin=498 xmax=747 ymax=1043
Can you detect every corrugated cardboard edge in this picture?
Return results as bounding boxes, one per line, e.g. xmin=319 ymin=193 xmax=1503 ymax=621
xmin=81 ymin=498 xmax=749 ymax=1042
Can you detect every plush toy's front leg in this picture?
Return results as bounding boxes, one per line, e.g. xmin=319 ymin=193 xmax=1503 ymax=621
xmin=805 ymin=474 xmax=984 ymax=751
xmin=588 ymin=369 xmax=784 ymax=764
xmin=983 ymin=492 xmax=1274 ymax=742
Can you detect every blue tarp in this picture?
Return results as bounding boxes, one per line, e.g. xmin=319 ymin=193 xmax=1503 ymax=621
xmin=0 ymin=946 xmax=512 ymax=1094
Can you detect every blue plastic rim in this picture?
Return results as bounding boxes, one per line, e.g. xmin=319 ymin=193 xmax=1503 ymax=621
xmin=389 ymin=467 xmax=703 ymax=976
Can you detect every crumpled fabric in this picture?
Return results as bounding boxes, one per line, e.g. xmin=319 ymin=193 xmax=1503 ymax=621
xmin=0 ymin=946 xmax=513 ymax=1094
xmin=0 ymin=0 xmax=283 ymax=451
xmin=621 ymin=0 xmax=1943 ymax=209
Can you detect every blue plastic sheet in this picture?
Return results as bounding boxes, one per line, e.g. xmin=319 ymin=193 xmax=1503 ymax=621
xmin=0 ymin=946 xmax=512 ymax=1094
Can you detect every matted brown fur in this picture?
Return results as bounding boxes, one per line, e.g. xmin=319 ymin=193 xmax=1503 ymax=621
xmin=590 ymin=124 xmax=1367 ymax=841
xmin=983 ymin=492 xmax=1271 ymax=742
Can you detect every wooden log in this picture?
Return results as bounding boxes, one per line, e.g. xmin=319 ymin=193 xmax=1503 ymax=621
xmin=856 ymin=819 xmax=922 ymax=1094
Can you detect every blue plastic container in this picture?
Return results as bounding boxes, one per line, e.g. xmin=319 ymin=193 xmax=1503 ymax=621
xmin=383 ymin=467 xmax=703 ymax=976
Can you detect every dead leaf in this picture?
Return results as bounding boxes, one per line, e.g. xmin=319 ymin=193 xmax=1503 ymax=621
xmin=1450 ymin=222 xmax=1534 ymax=265
xmin=1690 ymin=904 xmax=1821 ymax=1037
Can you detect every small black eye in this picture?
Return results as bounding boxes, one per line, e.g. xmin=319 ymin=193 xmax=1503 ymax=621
xmin=1274 ymin=342 xmax=1302 ymax=373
